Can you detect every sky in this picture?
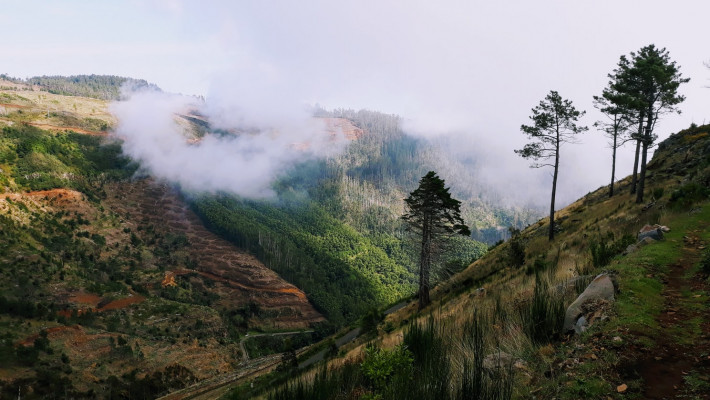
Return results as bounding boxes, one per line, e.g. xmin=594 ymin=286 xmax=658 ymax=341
xmin=2 ymin=0 xmax=709 ymax=207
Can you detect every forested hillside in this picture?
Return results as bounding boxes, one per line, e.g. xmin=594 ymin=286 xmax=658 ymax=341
xmin=1 ymin=74 xmax=159 ymax=100
xmin=190 ymin=109 xmax=520 ymax=324
xmin=0 ymin=123 xmax=322 ymax=398
xmin=232 ymin=122 xmax=710 ymax=400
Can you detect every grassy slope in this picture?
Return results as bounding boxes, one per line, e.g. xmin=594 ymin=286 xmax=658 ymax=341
xmin=246 ymin=124 xmax=710 ymax=399
xmin=0 ymin=93 xmax=318 ymax=398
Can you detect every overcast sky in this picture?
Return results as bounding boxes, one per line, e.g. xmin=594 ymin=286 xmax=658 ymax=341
xmin=3 ymin=0 xmax=709 ymax=206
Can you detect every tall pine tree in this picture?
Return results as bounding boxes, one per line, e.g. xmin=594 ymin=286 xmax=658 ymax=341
xmin=516 ymin=91 xmax=587 ymax=240
xmin=402 ymin=171 xmax=470 ymax=310
xmin=611 ymin=45 xmax=689 ymax=203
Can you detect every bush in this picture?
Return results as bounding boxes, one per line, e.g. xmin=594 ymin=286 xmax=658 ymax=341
xmin=652 ymin=187 xmax=664 ymax=199
xmin=700 ymin=249 xmax=710 ymax=275
xmin=361 ymin=308 xmax=384 ymax=334
xmin=361 ymin=344 xmax=413 ymax=392
xmin=669 ymin=182 xmax=709 ymax=209
xmin=526 ymin=257 xmax=547 ymax=275
xmin=507 ymin=228 xmax=525 ymax=268
xmin=590 ymin=232 xmax=635 ymax=268
xmin=518 ymin=274 xmax=565 ymax=345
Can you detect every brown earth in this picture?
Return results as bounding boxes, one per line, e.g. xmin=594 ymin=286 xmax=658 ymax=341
xmin=322 ymin=117 xmax=364 ymax=140
xmin=636 ymin=232 xmax=710 ymax=399
xmin=53 ymin=293 xmax=145 ymax=318
xmin=0 ymin=102 xmax=29 ymax=109
xmin=103 ymin=179 xmax=324 ymax=329
xmin=0 ymin=118 xmax=107 ymax=135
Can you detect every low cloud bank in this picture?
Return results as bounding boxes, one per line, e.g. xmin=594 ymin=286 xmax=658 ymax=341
xmin=111 ymin=88 xmax=347 ymax=198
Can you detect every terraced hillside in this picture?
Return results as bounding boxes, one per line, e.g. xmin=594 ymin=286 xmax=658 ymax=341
xmin=0 ymin=86 xmax=324 ymax=398
xmin=104 ymin=179 xmax=324 ymax=329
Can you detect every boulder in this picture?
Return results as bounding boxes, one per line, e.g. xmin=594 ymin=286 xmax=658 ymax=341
xmin=655 ymin=224 xmax=670 ymax=233
xmin=638 ymin=226 xmax=663 ymax=241
xmin=563 ymin=274 xmax=616 ymax=332
xmin=624 ymin=236 xmax=659 ymax=255
xmin=574 ymin=315 xmax=588 ymax=334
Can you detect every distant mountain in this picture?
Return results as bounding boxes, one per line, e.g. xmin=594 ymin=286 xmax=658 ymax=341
xmin=1 ymin=74 xmax=160 ymax=100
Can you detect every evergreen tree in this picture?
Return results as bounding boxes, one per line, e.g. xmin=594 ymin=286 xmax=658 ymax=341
xmin=611 ymin=45 xmax=689 ymax=203
xmin=593 ymin=77 xmax=635 ymax=197
xmin=515 ymin=91 xmax=587 ymax=240
xmin=402 ymin=171 xmax=470 ymax=310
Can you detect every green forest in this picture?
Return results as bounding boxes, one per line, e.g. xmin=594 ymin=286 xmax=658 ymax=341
xmin=191 ymin=109 xmax=492 ymax=325
xmin=1 ymin=74 xmax=160 ymax=100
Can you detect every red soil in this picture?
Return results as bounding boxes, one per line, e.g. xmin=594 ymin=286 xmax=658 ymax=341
xmin=69 ymin=293 xmax=102 ymax=306
xmin=56 ymin=293 xmax=145 ymax=318
xmin=635 ymin=231 xmax=710 ymax=399
xmin=104 ymin=179 xmax=324 ymax=329
xmin=322 ymin=117 xmax=364 ymax=140
xmin=26 ymin=188 xmax=84 ymax=205
xmin=17 ymin=325 xmax=82 ymax=347
xmin=0 ymin=102 xmax=29 ymax=109
xmin=98 ymin=295 xmax=145 ymax=311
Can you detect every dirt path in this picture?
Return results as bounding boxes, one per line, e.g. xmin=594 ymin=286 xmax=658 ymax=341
xmin=638 ymin=230 xmax=710 ymax=399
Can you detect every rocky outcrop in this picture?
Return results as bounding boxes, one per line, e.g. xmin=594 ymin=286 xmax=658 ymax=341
xmin=638 ymin=224 xmax=669 ymax=241
xmin=625 ymin=225 xmax=669 ymax=254
xmin=564 ymin=273 xmax=616 ymax=333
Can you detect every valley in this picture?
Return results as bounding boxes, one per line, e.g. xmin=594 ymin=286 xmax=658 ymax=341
xmin=0 ymin=73 xmax=707 ymax=400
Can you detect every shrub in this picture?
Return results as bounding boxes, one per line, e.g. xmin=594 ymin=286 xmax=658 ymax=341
xmin=590 ymin=232 xmax=635 ymax=268
xmin=700 ymin=249 xmax=710 ymax=275
xmin=361 ymin=308 xmax=384 ymax=334
xmin=518 ymin=273 xmax=565 ymax=345
xmin=507 ymin=228 xmax=525 ymax=268
xmin=526 ymin=257 xmax=547 ymax=275
xmin=669 ymin=182 xmax=709 ymax=209
xmin=361 ymin=344 xmax=413 ymax=391
xmin=652 ymin=187 xmax=664 ymax=199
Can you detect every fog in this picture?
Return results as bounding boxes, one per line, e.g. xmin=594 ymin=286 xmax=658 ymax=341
xmin=5 ymin=0 xmax=709 ymax=207
xmin=111 ymin=88 xmax=346 ymax=198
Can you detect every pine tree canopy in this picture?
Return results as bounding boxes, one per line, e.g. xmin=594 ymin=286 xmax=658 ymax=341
xmin=402 ymin=171 xmax=470 ymax=237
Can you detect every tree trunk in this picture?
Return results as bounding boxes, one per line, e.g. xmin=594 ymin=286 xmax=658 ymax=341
xmin=630 ymin=114 xmax=644 ymax=195
xmin=549 ymin=133 xmax=560 ymax=241
xmin=610 ymin=126 xmax=617 ymax=198
xmin=636 ymin=111 xmax=654 ymax=204
xmin=418 ymin=217 xmax=432 ymax=310
xmin=636 ymin=140 xmax=648 ymax=203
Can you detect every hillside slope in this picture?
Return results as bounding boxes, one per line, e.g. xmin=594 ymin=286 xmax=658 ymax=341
xmin=0 ymin=94 xmax=322 ymax=398
xmin=237 ymin=124 xmax=710 ymax=400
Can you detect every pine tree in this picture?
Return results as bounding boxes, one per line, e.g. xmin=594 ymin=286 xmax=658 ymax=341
xmin=402 ymin=171 xmax=470 ymax=310
xmin=515 ymin=91 xmax=587 ymax=240
xmin=593 ymin=78 xmax=635 ymax=198
xmin=610 ymin=45 xmax=689 ymax=202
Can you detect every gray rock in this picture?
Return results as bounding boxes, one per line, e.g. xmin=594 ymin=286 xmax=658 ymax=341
xmin=625 ymin=236 xmax=661 ymax=254
xmin=574 ymin=316 xmax=588 ymax=334
xmin=638 ymin=228 xmax=663 ymax=241
xmin=564 ymin=273 xmax=616 ymax=332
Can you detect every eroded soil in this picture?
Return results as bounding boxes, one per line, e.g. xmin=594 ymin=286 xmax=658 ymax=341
xmin=104 ymin=179 xmax=324 ymax=329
